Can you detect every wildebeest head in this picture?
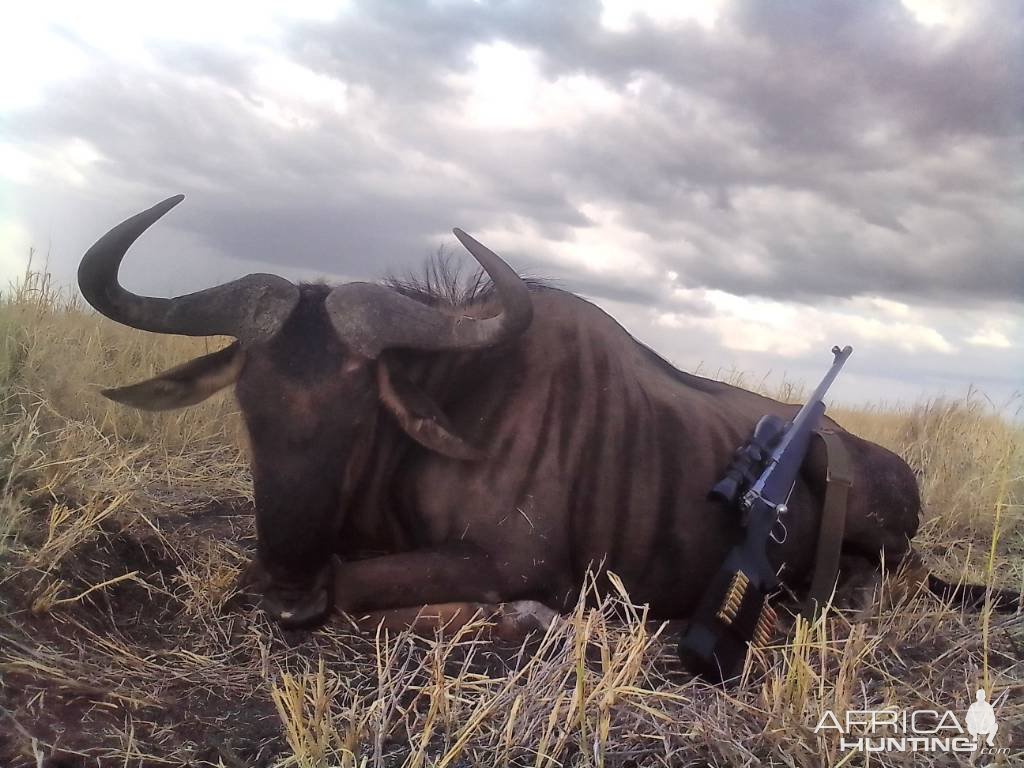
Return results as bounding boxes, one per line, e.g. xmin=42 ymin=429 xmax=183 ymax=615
xmin=78 ymin=195 xmax=533 ymax=626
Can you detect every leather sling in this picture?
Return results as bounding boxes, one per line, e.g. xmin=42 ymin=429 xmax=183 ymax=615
xmin=802 ymin=428 xmax=854 ymax=620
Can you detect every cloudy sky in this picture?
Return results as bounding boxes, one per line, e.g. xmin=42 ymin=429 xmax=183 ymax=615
xmin=2 ymin=0 xmax=1021 ymax=409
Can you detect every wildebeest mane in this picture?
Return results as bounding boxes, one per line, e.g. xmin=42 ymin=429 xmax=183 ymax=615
xmin=636 ymin=343 xmax=730 ymax=395
xmin=385 ymin=249 xmax=495 ymax=308
xmin=386 ymin=249 xmax=545 ymax=308
xmin=386 ymin=255 xmax=726 ymax=396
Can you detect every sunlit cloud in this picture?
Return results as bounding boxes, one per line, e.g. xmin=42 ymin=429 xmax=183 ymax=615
xmin=0 ymin=218 xmax=32 ymax=287
xmin=900 ymin=0 xmax=972 ymax=30
xmin=600 ymin=0 xmax=728 ymax=32
xmin=0 ymin=1 xmax=352 ymax=111
xmin=658 ymin=292 xmax=958 ymax=358
xmin=0 ymin=144 xmax=38 ymax=184
xmin=967 ymin=325 xmax=1013 ymax=349
xmin=451 ymin=42 xmax=620 ymax=130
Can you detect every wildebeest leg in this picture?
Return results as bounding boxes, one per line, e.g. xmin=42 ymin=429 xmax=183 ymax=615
xmin=833 ymin=553 xmax=884 ymax=615
xmin=342 ymin=600 xmax=557 ymax=642
xmin=331 ymin=548 xmax=514 ymax=613
xmin=832 ymin=551 xmax=931 ymax=618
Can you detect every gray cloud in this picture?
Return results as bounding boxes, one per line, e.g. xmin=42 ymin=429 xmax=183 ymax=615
xmin=9 ymin=0 xmax=1022 ymax=305
xmin=281 ymin=0 xmax=1022 ymax=302
xmin=3 ymin=0 xmax=1022 ymax=407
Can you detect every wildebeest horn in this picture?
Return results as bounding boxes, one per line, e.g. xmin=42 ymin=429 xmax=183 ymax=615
xmin=324 ymin=229 xmax=533 ymax=357
xmin=78 ymin=195 xmax=300 ymax=344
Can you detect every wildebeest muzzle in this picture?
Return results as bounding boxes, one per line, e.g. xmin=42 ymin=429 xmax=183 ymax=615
xmin=259 ymin=563 xmax=333 ymax=629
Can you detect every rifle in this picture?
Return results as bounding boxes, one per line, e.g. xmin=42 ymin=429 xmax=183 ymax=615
xmin=677 ymin=345 xmax=853 ymax=683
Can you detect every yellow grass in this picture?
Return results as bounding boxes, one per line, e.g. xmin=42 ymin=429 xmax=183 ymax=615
xmin=1 ymin=264 xmax=1021 ymax=767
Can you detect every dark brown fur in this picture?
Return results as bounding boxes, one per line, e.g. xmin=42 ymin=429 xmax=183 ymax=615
xmin=226 ymin=279 xmax=923 ymax=625
xmin=82 ymin=200 xmax=1019 ymax=637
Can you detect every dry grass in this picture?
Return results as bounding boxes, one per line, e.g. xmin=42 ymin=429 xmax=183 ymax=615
xmin=0 ymin=265 xmax=1021 ymax=767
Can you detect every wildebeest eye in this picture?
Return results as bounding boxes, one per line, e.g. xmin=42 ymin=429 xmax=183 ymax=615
xmin=342 ymin=358 xmax=369 ymax=375
xmin=377 ymin=361 xmax=483 ymax=460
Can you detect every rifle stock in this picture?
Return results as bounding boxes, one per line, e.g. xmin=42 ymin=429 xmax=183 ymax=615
xmin=677 ymin=346 xmax=852 ymax=683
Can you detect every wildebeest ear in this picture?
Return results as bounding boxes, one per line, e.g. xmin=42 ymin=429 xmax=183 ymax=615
xmin=101 ymin=342 xmax=245 ymax=411
xmin=377 ymin=361 xmax=484 ymax=461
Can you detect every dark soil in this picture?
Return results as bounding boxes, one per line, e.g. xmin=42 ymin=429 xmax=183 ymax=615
xmin=0 ymin=498 xmax=289 ymax=768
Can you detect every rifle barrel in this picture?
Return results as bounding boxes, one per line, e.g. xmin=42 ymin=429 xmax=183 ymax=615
xmin=744 ymin=345 xmax=852 ymax=504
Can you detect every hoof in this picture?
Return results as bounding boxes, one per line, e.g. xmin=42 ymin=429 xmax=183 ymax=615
xmin=263 ymin=586 xmax=330 ymax=629
xmin=494 ymin=600 xmax=558 ymax=641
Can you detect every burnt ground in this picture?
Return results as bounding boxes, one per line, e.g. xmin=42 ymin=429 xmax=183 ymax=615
xmin=1 ymin=493 xmax=1022 ymax=768
xmin=0 ymin=499 xmax=285 ymax=767
xmin=0 ymin=497 xmax=593 ymax=767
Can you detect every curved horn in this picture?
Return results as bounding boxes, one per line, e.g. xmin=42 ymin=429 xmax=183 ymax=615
xmin=78 ymin=196 xmax=299 ymax=344
xmin=324 ymin=229 xmax=533 ymax=358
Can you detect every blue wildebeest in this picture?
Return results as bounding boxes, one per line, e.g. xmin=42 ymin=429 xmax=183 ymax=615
xmin=78 ymin=196 xmax=1013 ymax=638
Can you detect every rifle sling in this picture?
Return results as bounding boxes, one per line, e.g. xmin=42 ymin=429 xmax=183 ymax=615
xmin=802 ymin=429 xmax=854 ymax=620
